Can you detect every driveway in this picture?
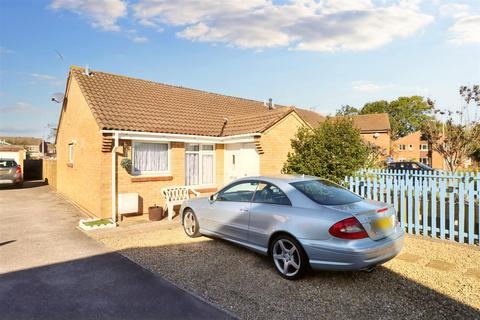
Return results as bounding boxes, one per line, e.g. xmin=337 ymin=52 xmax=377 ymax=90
xmin=90 ymin=211 xmax=480 ymax=319
xmin=0 ymin=182 xmax=234 ymax=320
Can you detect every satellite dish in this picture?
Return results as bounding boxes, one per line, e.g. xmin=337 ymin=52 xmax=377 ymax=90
xmin=51 ymin=92 xmax=65 ymax=104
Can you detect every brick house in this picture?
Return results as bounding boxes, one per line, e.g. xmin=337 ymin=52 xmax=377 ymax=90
xmin=54 ymin=66 xmax=393 ymax=221
xmin=54 ymin=67 xmax=329 ymax=220
xmin=391 ymin=131 xmax=444 ymax=168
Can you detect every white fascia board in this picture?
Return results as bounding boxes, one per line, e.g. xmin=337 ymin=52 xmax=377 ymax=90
xmin=100 ymin=130 xmax=260 ymax=144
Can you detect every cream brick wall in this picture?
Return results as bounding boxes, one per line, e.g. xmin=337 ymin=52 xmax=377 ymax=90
xmin=361 ymin=132 xmax=391 ymax=157
xmin=56 ymin=77 xmax=104 ymax=217
xmin=259 ymin=113 xmax=306 ymax=175
xmin=98 ymin=142 xmax=226 ymax=217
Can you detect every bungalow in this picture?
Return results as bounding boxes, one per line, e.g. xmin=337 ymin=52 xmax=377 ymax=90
xmin=54 ymin=66 xmax=390 ymax=221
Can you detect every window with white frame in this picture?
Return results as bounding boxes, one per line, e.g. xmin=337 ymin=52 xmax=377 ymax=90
xmin=398 ymin=144 xmax=406 ymax=151
xmin=132 ymin=142 xmax=169 ymax=175
xmin=420 ymin=144 xmax=429 ymax=151
xmin=68 ymin=143 xmax=74 ymax=163
xmin=185 ymin=144 xmax=215 ymax=186
xmin=420 ymin=157 xmax=429 ymax=165
xmin=408 ymin=144 xmax=414 ymax=150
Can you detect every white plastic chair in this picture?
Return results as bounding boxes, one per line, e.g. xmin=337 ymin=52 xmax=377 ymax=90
xmin=161 ymin=186 xmax=200 ymax=220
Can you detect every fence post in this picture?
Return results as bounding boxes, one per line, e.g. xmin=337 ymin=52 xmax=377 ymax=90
xmin=422 ymin=179 xmax=429 ymax=237
xmin=372 ymin=178 xmax=378 ymax=201
xmin=468 ymin=181 xmax=475 ymax=245
xmin=449 ymin=184 xmax=455 ymax=241
xmin=414 ymin=179 xmax=420 ymax=235
xmin=407 ymin=178 xmax=413 ymax=234
xmin=431 ymin=180 xmax=437 ymax=238
xmin=439 ymin=179 xmax=446 ymax=239
xmin=458 ymin=182 xmax=465 ymax=244
xmin=394 ymin=179 xmax=399 ymax=214
xmin=400 ymin=180 xmax=406 ymax=230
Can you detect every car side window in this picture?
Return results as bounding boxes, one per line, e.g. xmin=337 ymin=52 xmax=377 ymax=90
xmin=253 ymin=182 xmax=291 ymax=206
xmin=217 ymin=181 xmax=258 ymax=202
xmin=411 ymin=163 xmax=420 ymax=170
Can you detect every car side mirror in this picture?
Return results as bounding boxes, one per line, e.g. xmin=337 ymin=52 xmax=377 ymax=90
xmin=209 ymin=193 xmax=217 ymax=202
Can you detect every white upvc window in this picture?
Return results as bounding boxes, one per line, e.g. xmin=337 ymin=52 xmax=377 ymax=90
xmin=398 ymin=144 xmax=406 ymax=151
xmin=408 ymin=144 xmax=414 ymax=150
xmin=68 ymin=143 xmax=74 ymax=163
xmin=185 ymin=144 xmax=215 ymax=186
xmin=420 ymin=144 xmax=429 ymax=151
xmin=132 ymin=141 xmax=170 ymax=175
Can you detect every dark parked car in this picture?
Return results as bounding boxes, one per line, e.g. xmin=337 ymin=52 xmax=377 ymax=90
xmin=0 ymin=159 xmax=23 ymax=187
xmin=388 ymin=161 xmax=433 ymax=171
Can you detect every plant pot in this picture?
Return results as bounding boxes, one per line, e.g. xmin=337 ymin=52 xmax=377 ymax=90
xmin=149 ymin=206 xmax=163 ymax=221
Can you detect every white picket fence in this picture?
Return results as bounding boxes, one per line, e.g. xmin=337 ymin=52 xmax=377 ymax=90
xmin=345 ymin=170 xmax=480 ymax=245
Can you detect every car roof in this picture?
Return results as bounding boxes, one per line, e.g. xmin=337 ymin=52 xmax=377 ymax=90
xmin=236 ymin=174 xmax=321 ymax=184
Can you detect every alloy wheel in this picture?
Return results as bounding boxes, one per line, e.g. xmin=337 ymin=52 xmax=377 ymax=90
xmin=272 ymin=239 xmax=301 ymax=277
xmin=184 ymin=211 xmax=196 ymax=236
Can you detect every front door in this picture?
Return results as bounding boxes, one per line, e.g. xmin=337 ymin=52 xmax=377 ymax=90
xmin=204 ymin=181 xmax=258 ymax=241
xmin=224 ymin=143 xmax=260 ymax=184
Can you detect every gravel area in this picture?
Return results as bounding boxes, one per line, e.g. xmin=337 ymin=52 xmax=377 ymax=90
xmin=89 ymin=219 xmax=480 ymax=320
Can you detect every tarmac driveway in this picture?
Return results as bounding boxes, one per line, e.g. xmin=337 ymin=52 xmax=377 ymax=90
xmin=0 ymin=182 xmax=234 ymax=320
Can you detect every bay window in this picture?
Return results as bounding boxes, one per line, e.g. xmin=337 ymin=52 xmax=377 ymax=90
xmin=186 ymin=144 xmax=215 ymax=186
xmin=132 ymin=142 xmax=169 ymax=175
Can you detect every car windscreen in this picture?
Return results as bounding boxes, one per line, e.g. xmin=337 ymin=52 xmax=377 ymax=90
xmin=0 ymin=160 xmax=17 ymax=168
xmin=290 ymin=179 xmax=362 ymax=205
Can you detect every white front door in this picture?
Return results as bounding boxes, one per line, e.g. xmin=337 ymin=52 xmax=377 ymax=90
xmin=224 ymin=143 xmax=260 ymax=184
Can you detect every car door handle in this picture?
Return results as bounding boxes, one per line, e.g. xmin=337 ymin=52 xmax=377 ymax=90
xmin=240 ymin=208 xmax=249 ymax=213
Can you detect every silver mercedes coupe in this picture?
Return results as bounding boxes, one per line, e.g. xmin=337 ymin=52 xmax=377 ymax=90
xmin=180 ymin=175 xmax=404 ymax=280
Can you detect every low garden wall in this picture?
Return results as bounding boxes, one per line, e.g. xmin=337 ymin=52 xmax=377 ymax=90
xmin=42 ymin=159 xmax=57 ymax=190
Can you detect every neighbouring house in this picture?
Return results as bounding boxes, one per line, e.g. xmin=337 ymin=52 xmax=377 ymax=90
xmin=308 ymin=113 xmax=392 ymax=157
xmin=0 ymin=145 xmax=26 ymax=167
xmin=0 ymin=136 xmax=44 ymax=159
xmin=391 ymin=131 xmax=444 ymax=168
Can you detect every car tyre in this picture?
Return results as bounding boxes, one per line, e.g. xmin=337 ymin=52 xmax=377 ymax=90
xmin=183 ymin=209 xmax=200 ymax=238
xmin=270 ymin=234 xmax=308 ymax=280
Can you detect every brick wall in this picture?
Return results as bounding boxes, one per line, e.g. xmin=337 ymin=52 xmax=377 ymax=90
xmin=259 ymin=113 xmax=305 ymax=175
xmin=361 ymin=132 xmax=391 ymax=157
xmin=97 ymin=142 xmax=226 ymax=217
xmin=55 ymin=77 xmax=104 ymax=217
xmin=42 ymin=159 xmax=57 ymax=190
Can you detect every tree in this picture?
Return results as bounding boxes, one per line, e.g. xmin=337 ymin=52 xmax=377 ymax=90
xmin=336 ymin=105 xmax=359 ymax=116
xmin=283 ymin=117 xmax=368 ymax=183
xmin=421 ymin=119 xmax=480 ymax=173
xmin=360 ymin=96 xmax=433 ymax=139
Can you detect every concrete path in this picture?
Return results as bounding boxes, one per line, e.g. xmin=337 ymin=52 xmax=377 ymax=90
xmin=0 ymin=182 xmax=234 ymax=320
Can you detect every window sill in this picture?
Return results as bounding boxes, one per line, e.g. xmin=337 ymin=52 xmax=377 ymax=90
xmin=131 ymin=176 xmax=173 ymax=183
xmin=193 ymin=186 xmax=218 ymax=193
xmin=67 ymin=163 xmax=73 ymax=168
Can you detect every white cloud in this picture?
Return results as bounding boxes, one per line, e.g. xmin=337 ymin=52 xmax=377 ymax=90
xmin=439 ymin=3 xmax=470 ymax=18
xmin=50 ymin=0 xmax=127 ymax=31
xmin=132 ymin=0 xmax=433 ymax=51
xmin=352 ymin=81 xmax=392 ymax=93
xmin=0 ymin=102 xmax=37 ymax=113
xmin=31 ymin=73 xmax=64 ymax=86
xmin=131 ymin=36 xmax=149 ymax=43
xmin=0 ymin=46 xmax=13 ymax=55
xmin=448 ymin=14 xmax=480 ymax=45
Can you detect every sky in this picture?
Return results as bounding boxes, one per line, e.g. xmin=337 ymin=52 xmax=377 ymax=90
xmin=0 ymin=0 xmax=479 ymax=139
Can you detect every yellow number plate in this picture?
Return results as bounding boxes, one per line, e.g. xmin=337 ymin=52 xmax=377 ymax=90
xmin=374 ymin=216 xmax=393 ymax=230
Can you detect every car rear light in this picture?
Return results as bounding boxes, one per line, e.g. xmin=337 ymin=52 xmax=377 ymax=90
xmin=377 ymin=207 xmax=388 ymax=213
xmin=329 ymin=217 xmax=368 ymax=239
xmin=16 ymin=165 xmax=22 ymax=174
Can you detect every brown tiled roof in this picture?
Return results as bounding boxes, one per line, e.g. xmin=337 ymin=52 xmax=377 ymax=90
xmin=70 ymin=67 xmax=309 ymax=137
xmin=352 ymin=113 xmax=390 ymax=132
xmin=0 ymin=136 xmax=42 ymax=145
xmin=294 ymin=108 xmax=325 ymax=128
xmin=0 ymin=146 xmax=25 ymax=152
